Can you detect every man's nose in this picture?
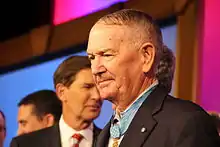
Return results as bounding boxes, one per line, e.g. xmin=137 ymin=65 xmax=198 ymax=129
xmin=17 ymin=127 xmax=25 ymax=136
xmin=91 ymin=87 xmax=101 ymax=101
xmin=91 ymin=57 xmax=106 ymax=75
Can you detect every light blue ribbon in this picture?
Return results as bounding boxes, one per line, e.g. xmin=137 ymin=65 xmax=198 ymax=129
xmin=110 ymin=83 xmax=157 ymax=138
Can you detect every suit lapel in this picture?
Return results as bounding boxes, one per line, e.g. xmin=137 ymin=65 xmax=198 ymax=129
xmin=119 ymin=85 xmax=168 ymax=147
xmin=48 ymin=124 xmax=62 ymax=147
xmin=119 ymin=106 xmax=157 ymax=147
xmin=96 ymin=121 xmax=111 ymax=147
xmin=92 ymin=124 xmax=102 ymax=147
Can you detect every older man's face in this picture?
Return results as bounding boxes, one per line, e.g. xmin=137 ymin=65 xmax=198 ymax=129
xmin=87 ymin=24 xmax=146 ymax=104
xmin=0 ymin=113 xmax=5 ymax=147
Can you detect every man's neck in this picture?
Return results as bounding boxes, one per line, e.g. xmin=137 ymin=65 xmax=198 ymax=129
xmin=115 ymin=78 xmax=157 ymax=112
xmin=62 ymin=110 xmax=91 ymax=131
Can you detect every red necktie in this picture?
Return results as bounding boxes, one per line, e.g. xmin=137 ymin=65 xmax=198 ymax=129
xmin=72 ymin=133 xmax=83 ymax=147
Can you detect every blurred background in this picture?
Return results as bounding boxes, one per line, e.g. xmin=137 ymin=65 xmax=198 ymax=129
xmin=0 ymin=0 xmax=219 ymax=146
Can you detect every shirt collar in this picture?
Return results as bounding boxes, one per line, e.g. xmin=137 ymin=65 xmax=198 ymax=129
xmin=116 ymin=80 xmax=158 ymax=116
xmin=59 ymin=115 xmax=93 ymax=143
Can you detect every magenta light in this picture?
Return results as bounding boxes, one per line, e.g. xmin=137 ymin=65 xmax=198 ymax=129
xmin=200 ymin=0 xmax=220 ymax=112
xmin=53 ymin=0 xmax=127 ymax=25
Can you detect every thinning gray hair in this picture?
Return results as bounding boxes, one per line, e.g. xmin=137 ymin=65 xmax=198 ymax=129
xmin=96 ymin=9 xmax=163 ymax=67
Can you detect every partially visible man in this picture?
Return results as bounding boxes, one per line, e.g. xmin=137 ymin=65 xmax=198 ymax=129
xmin=17 ymin=89 xmax=62 ymax=135
xmin=10 ymin=56 xmax=102 ymax=147
xmin=0 ymin=110 xmax=6 ymax=147
xmin=87 ymin=9 xmax=220 ymax=147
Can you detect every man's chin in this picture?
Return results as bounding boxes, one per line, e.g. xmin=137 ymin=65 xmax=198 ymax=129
xmin=84 ymin=112 xmax=101 ymax=120
xmin=100 ymin=90 xmax=115 ymax=101
xmin=98 ymin=85 xmax=117 ymax=100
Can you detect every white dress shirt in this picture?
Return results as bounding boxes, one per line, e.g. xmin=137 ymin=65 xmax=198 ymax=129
xmin=59 ymin=115 xmax=94 ymax=147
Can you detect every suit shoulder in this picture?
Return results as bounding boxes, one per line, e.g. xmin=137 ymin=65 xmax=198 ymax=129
xmin=163 ymin=95 xmax=207 ymax=115
xmin=11 ymin=125 xmax=56 ymax=145
xmin=155 ymin=95 xmax=212 ymax=124
xmin=157 ymin=96 xmax=220 ymax=146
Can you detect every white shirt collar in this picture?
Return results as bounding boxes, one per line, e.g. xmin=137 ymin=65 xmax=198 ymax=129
xmin=59 ymin=115 xmax=93 ymax=144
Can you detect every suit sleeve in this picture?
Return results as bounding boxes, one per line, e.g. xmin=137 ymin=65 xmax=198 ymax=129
xmin=174 ymin=111 xmax=220 ymax=147
xmin=10 ymin=138 xmax=19 ymax=147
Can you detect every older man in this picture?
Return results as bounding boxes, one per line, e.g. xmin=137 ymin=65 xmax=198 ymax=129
xmin=87 ymin=9 xmax=220 ymax=147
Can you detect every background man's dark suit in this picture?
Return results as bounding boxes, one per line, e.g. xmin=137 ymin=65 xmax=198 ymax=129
xmin=96 ymin=85 xmax=220 ymax=147
xmin=10 ymin=124 xmax=101 ymax=147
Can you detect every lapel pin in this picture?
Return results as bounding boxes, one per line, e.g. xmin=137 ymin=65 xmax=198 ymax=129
xmin=141 ymin=127 xmax=146 ymax=133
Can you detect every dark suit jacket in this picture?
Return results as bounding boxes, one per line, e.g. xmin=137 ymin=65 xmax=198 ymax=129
xmin=10 ymin=123 xmax=101 ymax=147
xmin=96 ymin=85 xmax=220 ymax=147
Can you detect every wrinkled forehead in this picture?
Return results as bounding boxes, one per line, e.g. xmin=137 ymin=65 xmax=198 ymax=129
xmin=87 ymin=24 xmax=133 ymax=53
xmin=18 ymin=104 xmax=35 ymax=118
xmin=89 ymin=24 xmax=129 ymax=41
xmin=74 ymin=68 xmax=94 ymax=83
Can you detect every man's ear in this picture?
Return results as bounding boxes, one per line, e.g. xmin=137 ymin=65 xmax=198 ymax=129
xmin=43 ymin=114 xmax=55 ymax=127
xmin=140 ymin=42 xmax=156 ymax=73
xmin=55 ymin=83 xmax=67 ymax=102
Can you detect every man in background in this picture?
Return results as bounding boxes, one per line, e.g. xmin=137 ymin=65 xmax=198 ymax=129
xmin=17 ymin=89 xmax=62 ymax=135
xmin=10 ymin=56 xmax=102 ymax=147
xmin=0 ymin=110 xmax=6 ymax=147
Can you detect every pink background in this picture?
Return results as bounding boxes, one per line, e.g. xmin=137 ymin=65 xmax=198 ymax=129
xmin=200 ymin=0 xmax=220 ymax=112
xmin=53 ymin=0 xmax=127 ymax=25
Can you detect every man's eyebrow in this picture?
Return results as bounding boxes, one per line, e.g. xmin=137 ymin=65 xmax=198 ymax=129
xmin=18 ymin=120 xmax=27 ymax=124
xmin=100 ymin=48 xmax=115 ymax=52
xmin=87 ymin=52 xmax=94 ymax=56
xmin=83 ymin=83 xmax=95 ymax=87
xmin=88 ymin=48 xmax=116 ymax=55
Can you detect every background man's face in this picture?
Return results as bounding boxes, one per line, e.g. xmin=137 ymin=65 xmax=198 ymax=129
xmin=60 ymin=68 xmax=102 ymax=120
xmin=17 ymin=104 xmax=47 ymax=135
xmin=87 ymin=24 xmax=144 ymax=104
xmin=0 ymin=113 xmax=5 ymax=147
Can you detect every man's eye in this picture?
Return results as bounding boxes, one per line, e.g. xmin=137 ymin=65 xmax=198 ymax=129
xmin=0 ymin=126 xmax=5 ymax=132
xmin=19 ymin=121 xmax=27 ymax=126
xmin=103 ymin=54 xmax=113 ymax=57
xmin=83 ymin=84 xmax=94 ymax=89
xmin=88 ymin=55 xmax=95 ymax=60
